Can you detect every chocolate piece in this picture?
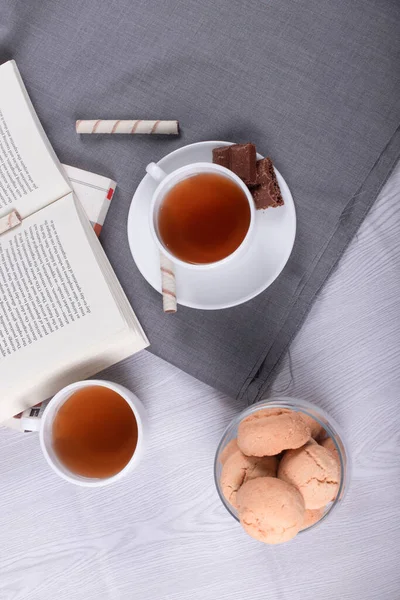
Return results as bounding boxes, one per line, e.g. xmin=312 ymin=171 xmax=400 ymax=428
xmin=229 ymin=143 xmax=257 ymax=186
xmin=251 ymin=157 xmax=284 ymax=209
xmin=212 ymin=143 xmax=257 ymax=186
xmin=212 ymin=146 xmax=230 ymax=168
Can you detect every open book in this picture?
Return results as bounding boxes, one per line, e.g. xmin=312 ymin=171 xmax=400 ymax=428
xmin=0 ymin=60 xmax=148 ymax=423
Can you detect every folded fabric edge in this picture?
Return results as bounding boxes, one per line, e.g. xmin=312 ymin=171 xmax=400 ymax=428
xmin=240 ymin=124 xmax=400 ymax=405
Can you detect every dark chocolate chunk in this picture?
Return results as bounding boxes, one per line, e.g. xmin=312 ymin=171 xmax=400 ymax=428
xmin=212 ymin=147 xmax=230 ymax=168
xmin=229 ymin=143 xmax=257 ymax=186
xmin=212 ymin=143 xmax=257 ymax=186
xmin=251 ymin=157 xmax=284 ymax=209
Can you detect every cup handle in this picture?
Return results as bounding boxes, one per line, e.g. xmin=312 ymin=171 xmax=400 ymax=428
xmin=146 ymin=162 xmax=168 ymax=183
xmin=20 ymin=400 xmax=50 ymax=432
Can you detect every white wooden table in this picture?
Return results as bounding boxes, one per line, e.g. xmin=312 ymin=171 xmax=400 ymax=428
xmin=1 ymin=162 xmax=400 ymax=600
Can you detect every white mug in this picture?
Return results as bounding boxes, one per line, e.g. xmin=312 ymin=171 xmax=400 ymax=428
xmin=146 ymin=161 xmax=256 ymax=270
xmin=22 ymin=380 xmax=148 ymax=487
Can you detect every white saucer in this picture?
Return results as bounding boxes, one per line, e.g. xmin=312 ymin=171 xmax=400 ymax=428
xmin=127 ymin=141 xmax=296 ymax=310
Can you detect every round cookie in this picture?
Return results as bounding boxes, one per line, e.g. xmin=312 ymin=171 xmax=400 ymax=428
xmin=221 ymin=449 xmax=278 ymax=509
xmin=237 ymin=477 xmax=305 ymax=545
xmin=301 ymin=507 xmax=325 ymax=530
xmin=238 ymin=408 xmax=311 ymax=456
xmin=300 ymin=414 xmax=323 ymax=439
xmin=320 ymin=437 xmax=340 ymax=466
xmin=219 ymin=438 xmax=239 ymax=465
xmin=278 ymin=441 xmax=340 ymax=509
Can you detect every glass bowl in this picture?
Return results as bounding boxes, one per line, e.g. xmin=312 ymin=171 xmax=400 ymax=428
xmin=214 ymin=397 xmax=351 ymax=533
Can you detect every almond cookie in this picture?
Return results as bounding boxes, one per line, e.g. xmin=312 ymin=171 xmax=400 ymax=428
xmin=237 ymin=408 xmax=311 ymax=456
xmin=221 ymin=449 xmax=277 ymax=509
xmin=237 ymin=477 xmax=305 ymax=544
xmin=320 ymin=437 xmax=340 ymax=466
xmin=301 ymin=507 xmax=325 ymax=530
xmin=278 ymin=441 xmax=340 ymax=509
xmin=300 ymin=414 xmax=323 ymax=439
xmin=219 ymin=438 xmax=239 ymax=465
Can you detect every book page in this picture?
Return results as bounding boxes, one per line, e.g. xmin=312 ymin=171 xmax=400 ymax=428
xmin=0 ymin=193 xmax=145 ymax=422
xmin=0 ymin=60 xmax=70 ymax=220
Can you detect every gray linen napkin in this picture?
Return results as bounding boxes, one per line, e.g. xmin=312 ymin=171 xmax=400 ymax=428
xmin=2 ymin=0 xmax=400 ymax=402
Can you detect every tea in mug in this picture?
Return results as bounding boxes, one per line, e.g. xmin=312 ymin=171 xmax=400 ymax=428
xmin=158 ymin=173 xmax=251 ymax=264
xmin=52 ymin=386 xmax=138 ymax=478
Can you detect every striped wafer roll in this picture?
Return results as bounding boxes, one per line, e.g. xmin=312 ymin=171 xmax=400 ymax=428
xmin=0 ymin=210 xmax=21 ymax=235
xmin=76 ymin=119 xmax=179 ymax=135
xmin=160 ymin=252 xmax=177 ymax=313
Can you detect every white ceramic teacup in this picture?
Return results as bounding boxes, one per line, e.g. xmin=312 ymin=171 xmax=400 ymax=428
xmin=146 ymin=161 xmax=256 ymax=270
xmin=22 ymin=380 xmax=147 ymax=487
